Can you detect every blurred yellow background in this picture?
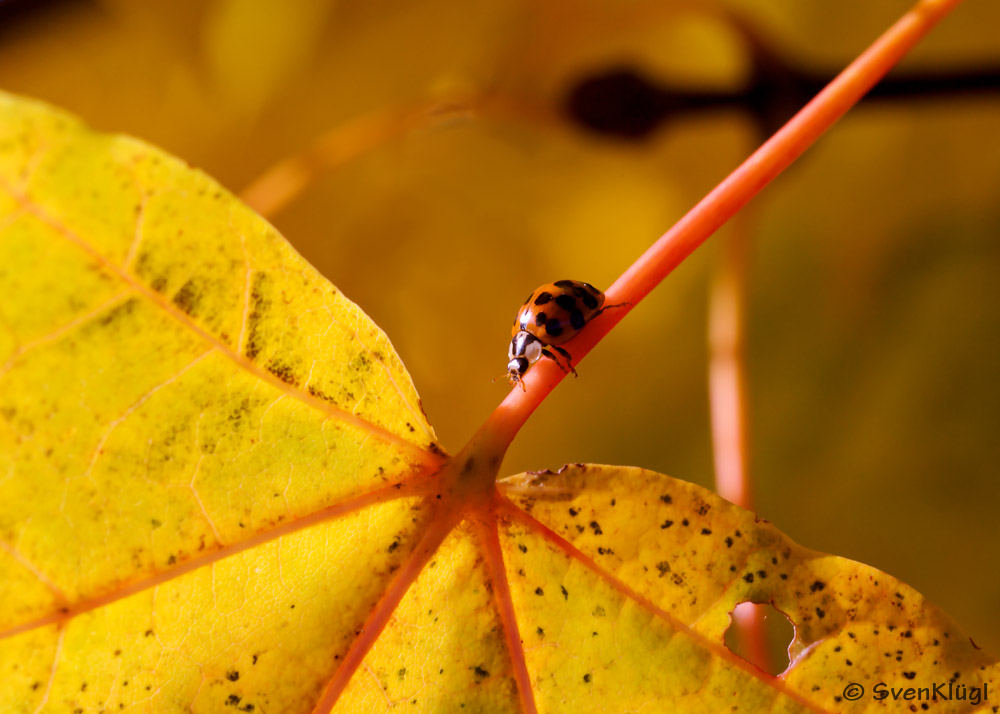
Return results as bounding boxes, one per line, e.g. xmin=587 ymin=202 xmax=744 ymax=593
xmin=2 ymin=0 xmax=998 ymax=657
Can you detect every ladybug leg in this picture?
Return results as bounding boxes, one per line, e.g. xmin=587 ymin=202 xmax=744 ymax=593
xmin=543 ymin=346 xmax=578 ymax=377
xmin=591 ymin=301 xmax=631 ymax=320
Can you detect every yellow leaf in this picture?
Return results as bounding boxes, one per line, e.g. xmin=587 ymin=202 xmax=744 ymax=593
xmin=499 ymin=465 xmax=997 ymax=712
xmin=0 ymin=91 xmax=443 ymax=710
xmin=1 ymin=89 xmax=997 ymax=714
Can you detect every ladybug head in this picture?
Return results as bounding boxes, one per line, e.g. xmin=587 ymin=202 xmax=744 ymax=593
xmin=507 ymin=330 xmax=543 ymax=389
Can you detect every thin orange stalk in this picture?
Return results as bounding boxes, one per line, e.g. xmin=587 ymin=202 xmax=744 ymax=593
xmin=709 ymin=212 xmax=774 ymax=671
xmin=709 ymin=214 xmax=754 ymax=512
xmin=470 ymin=0 xmax=964 ymax=472
xmin=241 ymin=98 xmax=478 ymax=219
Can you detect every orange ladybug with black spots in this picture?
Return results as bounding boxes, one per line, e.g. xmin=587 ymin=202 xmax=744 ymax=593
xmin=506 ymin=280 xmax=624 ymax=389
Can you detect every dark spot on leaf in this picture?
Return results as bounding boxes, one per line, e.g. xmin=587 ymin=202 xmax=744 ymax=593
xmin=810 ymin=581 xmax=825 ymax=593
xmin=473 ymin=666 xmax=489 ymax=679
xmin=656 ymin=561 xmax=670 ymax=577
xmin=583 ymin=673 xmax=592 ymax=683
xmin=660 ymin=520 xmax=673 ymax=529
xmin=172 ymin=279 xmax=200 ymax=316
xmin=226 ymin=671 xmax=239 ymax=682
xmin=816 ymin=608 xmax=825 ymax=619
xmin=589 ymin=521 xmax=603 ymax=535
xmin=568 ymin=508 xmax=578 ymax=517
xmin=701 ymin=528 xmax=712 ymax=535
xmin=659 ymin=494 xmax=672 ymax=504
xmin=536 ymin=627 xmax=545 ymax=639
xmin=518 ymin=544 xmax=527 ymax=553
xmin=535 ymin=587 xmax=544 ymax=596
xmin=681 ymin=519 xmax=689 ymax=526
xmin=266 ymin=360 xmax=298 ymax=386
xmin=904 ymin=672 xmax=916 ymax=680
xmin=743 ymin=573 xmax=754 ymax=584
xmin=561 ymin=585 xmax=569 ymax=600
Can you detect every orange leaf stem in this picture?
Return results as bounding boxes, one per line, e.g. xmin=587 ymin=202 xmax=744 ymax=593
xmin=473 ymin=0 xmax=965 ymax=474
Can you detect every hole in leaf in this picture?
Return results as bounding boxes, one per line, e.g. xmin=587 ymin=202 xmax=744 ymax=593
xmin=724 ymin=602 xmax=794 ymax=676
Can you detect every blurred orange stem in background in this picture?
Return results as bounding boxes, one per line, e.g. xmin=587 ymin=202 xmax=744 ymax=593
xmin=241 ymin=98 xmax=479 ymax=218
xmin=708 ymin=211 xmax=773 ymax=671
xmin=476 ymin=0 xmax=965 ymax=473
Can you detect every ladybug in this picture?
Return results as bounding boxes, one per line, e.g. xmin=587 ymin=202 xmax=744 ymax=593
xmin=506 ymin=280 xmax=624 ymax=389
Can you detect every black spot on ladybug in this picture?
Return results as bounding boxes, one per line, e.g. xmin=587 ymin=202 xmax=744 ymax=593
xmin=555 ymin=294 xmax=576 ymax=310
xmin=554 ymin=280 xmax=576 ymax=288
xmin=545 ymin=319 xmax=564 ymax=337
xmin=534 ymin=292 xmax=552 ymax=306
xmin=569 ymin=309 xmax=585 ymax=329
xmin=579 ymin=290 xmax=599 ymax=309
xmin=535 ymin=312 xmax=547 ymax=326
